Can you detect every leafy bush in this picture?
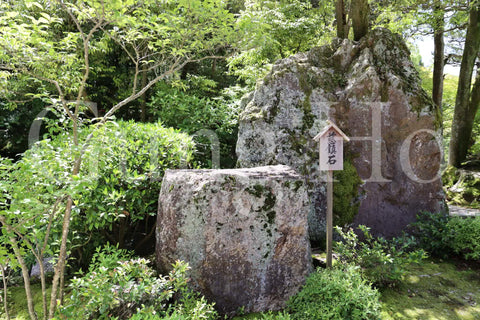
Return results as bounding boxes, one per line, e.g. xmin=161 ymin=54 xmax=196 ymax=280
xmin=408 ymin=211 xmax=452 ymax=258
xmin=287 ymin=266 xmax=380 ymax=320
xmin=1 ymin=120 xmax=194 ymax=272
xmin=57 ymin=245 xmax=216 ymax=320
xmin=258 ymin=311 xmax=292 ymax=320
xmin=125 ymin=287 xmax=218 ymax=320
xmin=76 ymin=120 xmax=195 ymax=256
xmin=57 ymin=245 xmax=167 ymax=319
xmin=334 ymin=225 xmax=426 ymax=288
xmin=147 ymin=81 xmax=241 ymax=168
xmin=447 ymin=217 xmax=480 ymax=261
xmin=409 ymin=212 xmax=480 ymax=261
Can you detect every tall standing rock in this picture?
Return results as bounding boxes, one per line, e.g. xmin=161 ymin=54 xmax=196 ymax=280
xmin=156 ymin=165 xmax=312 ymax=315
xmin=236 ymin=28 xmax=446 ymax=239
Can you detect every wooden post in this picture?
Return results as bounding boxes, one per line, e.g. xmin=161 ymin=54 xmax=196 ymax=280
xmin=314 ymin=120 xmax=349 ymax=269
xmin=326 ymin=170 xmax=333 ymax=268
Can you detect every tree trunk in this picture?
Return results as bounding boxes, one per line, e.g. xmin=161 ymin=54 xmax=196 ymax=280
xmin=59 ymin=267 xmax=66 ymax=306
xmin=9 ymin=236 xmax=37 ymax=320
xmin=449 ymin=4 xmax=480 ymax=167
xmin=351 ymin=0 xmax=369 ymax=41
xmin=48 ymin=196 xmax=75 ymax=319
xmin=432 ymin=2 xmax=445 ymax=114
xmin=140 ymin=64 xmax=147 ymax=122
xmin=335 ymin=0 xmax=349 ymax=39
xmin=1 ymin=262 xmax=11 ymax=320
xmin=38 ymin=259 xmax=48 ymax=320
xmin=0 ymin=216 xmax=37 ymax=320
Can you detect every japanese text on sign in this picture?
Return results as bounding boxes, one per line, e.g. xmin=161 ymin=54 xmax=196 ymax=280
xmin=327 ymin=131 xmax=337 ymax=165
xmin=319 ymin=128 xmax=344 ymax=171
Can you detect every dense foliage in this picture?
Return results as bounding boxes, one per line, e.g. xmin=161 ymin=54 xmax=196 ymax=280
xmin=287 ymin=266 xmax=381 ymax=320
xmin=334 ymin=225 xmax=426 ymax=288
xmin=147 ymin=81 xmax=242 ymax=168
xmin=75 ymin=121 xmax=195 ymax=257
xmin=0 ymin=1 xmax=239 ymax=315
xmin=0 ymin=120 xmax=194 ymax=275
xmin=57 ymin=245 xmax=217 ymax=320
xmin=448 ymin=216 xmax=480 ymax=260
xmin=408 ymin=211 xmax=453 ymax=258
xmin=410 ymin=211 xmax=480 ymax=261
xmin=230 ymin=0 xmax=334 ymax=86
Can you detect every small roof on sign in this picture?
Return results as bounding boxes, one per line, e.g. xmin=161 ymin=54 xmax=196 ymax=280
xmin=313 ymin=120 xmax=350 ymax=142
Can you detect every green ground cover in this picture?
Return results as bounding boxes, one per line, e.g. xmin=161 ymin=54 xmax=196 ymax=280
xmin=380 ymin=258 xmax=480 ymax=320
xmin=231 ymin=259 xmax=480 ymax=320
xmin=2 ymin=258 xmax=479 ymax=320
xmin=0 ymin=283 xmax=49 ymax=320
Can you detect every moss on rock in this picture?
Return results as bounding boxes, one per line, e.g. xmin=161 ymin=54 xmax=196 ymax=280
xmin=333 ymin=157 xmax=363 ymax=226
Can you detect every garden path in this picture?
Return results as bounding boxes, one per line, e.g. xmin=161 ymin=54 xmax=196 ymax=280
xmin=449 ymin=205 xmax=480 ymax=217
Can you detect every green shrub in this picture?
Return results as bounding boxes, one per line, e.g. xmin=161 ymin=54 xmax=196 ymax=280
xmin=409 ymin=212 xmax=480 ymax=261
xmin=447 ymin=217 xmax=480 ymax=261
xmin=57 ymin=245 xmax=168 ymax=319
xmin=408 ymin=211 xmax=452 ymax=258
xmin=147 ymin=82 xmax=241 ymax=168
xmin=56 ymin=245 xmax=216 ymax=320
xmin=287 ymin=266 xmax=380 ymax=320
xmin=163 ymin=295 xmax=217 ymax=320
xmin=130 ymin=295 xmax=217 ymax=320
xmin=128 ymin=307 xmax=163 ymax=320
xmin=2 ymin=120 xmax=194 ymax=270
xmin=334 ymin=226 xmax=426 ymax=288
xmin=259 ymin=311 xmax=292 ymax=320
xmin=76 ymin=120 xmax=195 ymax=256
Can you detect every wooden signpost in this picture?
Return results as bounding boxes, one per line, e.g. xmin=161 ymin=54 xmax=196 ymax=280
xmin=314 ymin=120 xmax=350 ymax=268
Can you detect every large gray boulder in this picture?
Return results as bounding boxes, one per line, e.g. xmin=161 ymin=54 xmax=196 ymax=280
xmin=237 ymin=28 xmax=446 ymax=238
xmin=156 ymin=165 xmax=312 ymax=315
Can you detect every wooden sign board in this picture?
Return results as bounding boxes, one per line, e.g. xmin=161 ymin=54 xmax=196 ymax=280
xmin=314 ymin=120 xmax=349 ymax=268
xmin=314 ymin=121 xmax=350 ymax=171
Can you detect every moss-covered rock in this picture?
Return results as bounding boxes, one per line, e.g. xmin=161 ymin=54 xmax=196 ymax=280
xmin=156 ymin=165 xmax=312 ymax=315
xmin=237 ymin=28 xmax=446 ymax=238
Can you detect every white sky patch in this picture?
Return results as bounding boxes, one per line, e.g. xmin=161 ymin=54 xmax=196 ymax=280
xmin=417 ymin=35 xmax=434 ymax=66
xmin=415 ymin=35 xmax=460 ymax=76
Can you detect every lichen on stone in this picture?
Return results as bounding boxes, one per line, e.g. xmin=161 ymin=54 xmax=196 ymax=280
xmin=246 ymin=184 xmax=265 ymax=198
xmin=236 ymin=28 xmax=445 ymax=238
xmin=156 ymin=166 xmax=312 ymax=315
